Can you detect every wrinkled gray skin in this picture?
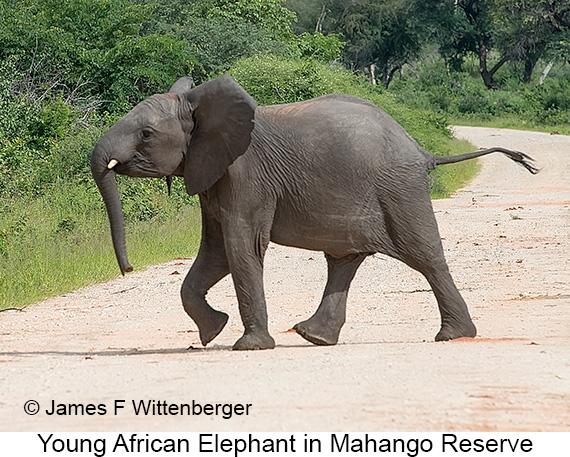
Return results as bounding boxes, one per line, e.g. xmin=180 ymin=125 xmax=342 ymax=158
xmin=91 ymin=76 xmax=538 ymax=350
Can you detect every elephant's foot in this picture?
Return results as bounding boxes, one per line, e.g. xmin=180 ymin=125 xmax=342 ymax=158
xmin=232 ymin=331 xmax=275 ymax=351
xmin=293 ymin=318 xmax=341 ymax=346
xmin=435 ymin=319 xmax=477 ymax=341
xmin=198 ymin=310 xmax=229 ymax=346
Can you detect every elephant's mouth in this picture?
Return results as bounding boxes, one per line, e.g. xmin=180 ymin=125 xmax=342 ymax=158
xmin=111 ymin=152 xmax=184 ymax=178
xmin=112 ymin=154 xmax=165 ymax=178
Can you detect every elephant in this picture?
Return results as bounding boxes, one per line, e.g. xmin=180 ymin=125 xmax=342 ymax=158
xmin=91 ymin=75 xmax=538 ymax=350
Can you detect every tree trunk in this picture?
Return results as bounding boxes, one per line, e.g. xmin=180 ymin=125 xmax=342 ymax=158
xmin=523 ymin=54 xmax=541 ymax=84
xmin=478 ymin=39 xmax=509 ymax=90
xmin=316 ymin=3 xmax=327 ymax=33
xmin=523 ymin=59 xmax=534 ymax=84
xmin=540 ymin=60 xmax=554 ymax=84
xmin=368 ymin=64 xmax=376 ymax=85
xmin=478 ymin=40 xmax=498 ymax=89
xmin=383 ymin=65 xmax=401 ymax=89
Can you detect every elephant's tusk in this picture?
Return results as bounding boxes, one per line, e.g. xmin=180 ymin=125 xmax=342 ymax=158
xmin=107 ymin=159 xmax=119 ymax=169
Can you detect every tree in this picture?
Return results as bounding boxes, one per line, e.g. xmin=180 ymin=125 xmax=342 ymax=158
xmin=448 ymin=0 xmax=568 ymax=87
xmin=287 ymin=0 xmax=352 ymax=34
xmin=454 ymin=0 xmax=511 ymax=89
xmin=531 ymin=1 xmax=570 ymax=71
xmin=339 ymin=0 xmax=433 ymax=88
xmin=491 ymin=0 xmax=563 ymax=83
xmin=540 ymin=0 xmax=570 ymax=31
xmin=0 ymin=0 xmax=193 ymax=110
xmin=180 ymin=0 xmax=297 ymax=43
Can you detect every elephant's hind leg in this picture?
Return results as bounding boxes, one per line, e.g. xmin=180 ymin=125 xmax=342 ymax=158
xmin=427 ymin=264 xmax=477 ymax=341
xmin=294 ymin=253 xmax=366 ymax=345
xmin=181 ymin=217 xmax=230 ymax=346
xmin=380 ymin=175 xmax=476 ymax=341
xmin=402 ymin=236 xmax=477 ymax=341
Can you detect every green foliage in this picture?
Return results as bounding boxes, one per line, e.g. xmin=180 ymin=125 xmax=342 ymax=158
xmin=290 ymin=32 xmax=345 ymax=61
xmin=0 ymin=181 xmax=201 ymax=308
xmin=286 ymin=0 xmax=570 ymax=89
xmin=0 ymin=59 xmax=51 ymax=196
xmin=100 ymin=33 xmax=194 ymax=110
xmin=203 ymin=0 xmax=297 ymax=41
xmin=287 ymin=0 xmax=351 ymax=34
xmin=0 ymin=0 xmax=192 ymax=111
xmin=390 ymin=55 xmax=570 ymax=128
xmin=532 ymin=78 xmax=570 ymax=124
xmin=229 ymin=55 xmax=357 ymax=104
xmin=0 ymin=0 xmax=345 ymax=107
xmin=147 ymin=0 xmax=344 ymax=83
xmin=179 ymin=13 xmax=283 ymax=83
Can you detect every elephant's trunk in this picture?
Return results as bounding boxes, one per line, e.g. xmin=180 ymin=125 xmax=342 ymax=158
xmin=91 ymin=144 xmax=133 ymax=275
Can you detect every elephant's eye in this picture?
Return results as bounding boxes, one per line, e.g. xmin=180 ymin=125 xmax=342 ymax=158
xmin=141 ymin=129 xmax=153 ymax=141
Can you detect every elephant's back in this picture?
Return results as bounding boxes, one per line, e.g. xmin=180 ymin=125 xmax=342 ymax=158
xmin=257 ymin=95 xmax=429 ymax=170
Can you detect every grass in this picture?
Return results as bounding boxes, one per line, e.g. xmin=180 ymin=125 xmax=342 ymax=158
xmin=0 ymin=181 xmax=201 ymax=310
xmin=429 ymin=137 xmax=481 ymax=199
xmin=453 ymin=115 xmax=570 ymax=136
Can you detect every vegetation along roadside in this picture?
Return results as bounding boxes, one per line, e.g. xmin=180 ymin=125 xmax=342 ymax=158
xmin=3 ymin=0 xmax=569 ymax=309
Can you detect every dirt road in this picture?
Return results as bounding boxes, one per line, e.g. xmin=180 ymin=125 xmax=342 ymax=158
xmin=1 ymin=127 xmax=569 ymax=432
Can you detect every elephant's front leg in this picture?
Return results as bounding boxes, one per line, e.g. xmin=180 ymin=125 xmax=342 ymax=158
xmin=224 ymin=226 xmax=275 ymax=351
xmin=181 ymin=214 xmax=231 ymax=346
xmin=294 ymin=253 xmax=366 ymax=345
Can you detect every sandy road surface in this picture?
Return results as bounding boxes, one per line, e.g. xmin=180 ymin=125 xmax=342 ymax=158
xmin=1 ymin=127 xmax=569 ymax=432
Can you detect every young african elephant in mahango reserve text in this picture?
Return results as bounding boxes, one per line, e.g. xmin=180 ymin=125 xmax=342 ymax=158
xmin=91 ymin=75 xmax=538 ymax=351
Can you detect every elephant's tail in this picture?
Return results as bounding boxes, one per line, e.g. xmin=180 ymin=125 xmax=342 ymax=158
xmin=431 ymin=147 xmax=540 ymax=174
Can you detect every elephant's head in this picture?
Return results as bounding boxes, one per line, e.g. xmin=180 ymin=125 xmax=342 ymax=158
xmin=91 ymin=76 xmax=257 ymax=274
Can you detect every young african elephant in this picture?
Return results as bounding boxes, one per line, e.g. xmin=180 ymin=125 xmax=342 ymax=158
xmin=91 ymin=76 xmax=538 ymax=350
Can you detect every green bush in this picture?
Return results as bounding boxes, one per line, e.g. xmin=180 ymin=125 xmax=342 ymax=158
xmin=0 ymin=180 xmax=200 ymax=308
xmin=290 ymin=32 xmax=345 ymax=62
xmin=531 ymin=79 xmax=570 ymax=124
xmin=101 ymin=33 xmax=195 ymax=110
xmin=0 ymin=60 xmax=44 ymax=196
xmin=230 ymin=55 xmax=346 ymax=104
xmin=390 ymin=56 xmax=570 ymax=131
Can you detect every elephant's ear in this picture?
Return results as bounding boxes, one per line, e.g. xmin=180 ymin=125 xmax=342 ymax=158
xmin=183 ymin=75 xmax=257 ymax=195
xmin=169 ymin=76 xmax=194 ymax=94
